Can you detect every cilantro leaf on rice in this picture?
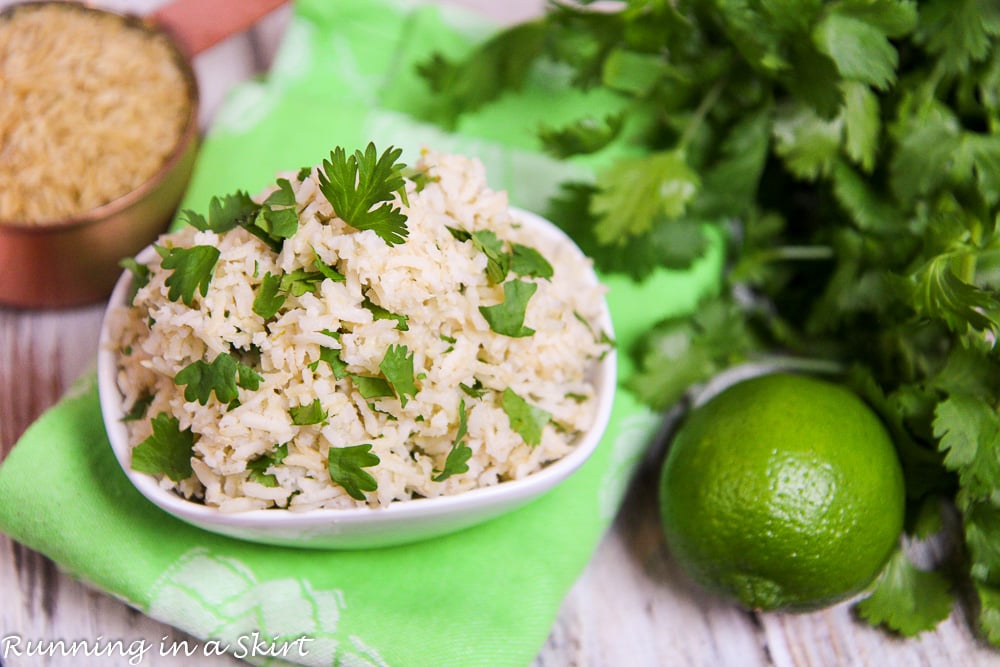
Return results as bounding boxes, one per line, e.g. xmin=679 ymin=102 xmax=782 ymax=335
xmin=479 ymin=280 xmax=538 ymax=337
xmin=318 ymin=142 xmax=409 ymax=245
xmin=433 ymin=399 xmax=472 ymax=482
xmin=289 ymin=398 xmax=327 ymax=426
xmin=174 ymin=352 xmax=262 ymax=406
xmin=131 ymin=413 xmax=195 ymax=482
xmin=501 ymin=388 xmax=551 ymax=447
xmin=157 ymin=244 xmax=220 ymax=306
xmin=252 ymin=272 xmax=285 ymax=320
xmin=379 ymin=344 xmax=417 ymax=407
xmin=328 ymin=444 xmax=380 ymax=500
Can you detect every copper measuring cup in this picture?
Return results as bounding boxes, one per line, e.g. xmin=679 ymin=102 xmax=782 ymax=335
xmin=0 ymin=0 xmax=288 ymax=308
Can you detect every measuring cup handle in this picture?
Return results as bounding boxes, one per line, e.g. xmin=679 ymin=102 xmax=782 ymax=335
xmin=152 ymin=0 xmax=289 ymax=57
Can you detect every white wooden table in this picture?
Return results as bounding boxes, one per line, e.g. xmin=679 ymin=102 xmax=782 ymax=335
xmin=2 ymin=1 xmax=999 ymax=665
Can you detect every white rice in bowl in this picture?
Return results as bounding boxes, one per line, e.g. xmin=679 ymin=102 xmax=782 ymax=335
xmin=107 ymin=146 xmax=612 ymax=511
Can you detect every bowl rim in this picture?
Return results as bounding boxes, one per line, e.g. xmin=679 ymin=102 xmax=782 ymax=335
xmin=0 ymin=1 xmax=201 ymax=233
xmin=97 ymin=206 xmax=617 ymax=530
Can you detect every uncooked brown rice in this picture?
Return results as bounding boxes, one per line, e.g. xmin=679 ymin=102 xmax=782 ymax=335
xmin=0 ymin=3 xmax=192 ymax=224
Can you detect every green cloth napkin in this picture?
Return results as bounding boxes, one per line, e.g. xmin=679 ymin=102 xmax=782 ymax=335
xmin=0 ymin=1 xmax=723 ymax=665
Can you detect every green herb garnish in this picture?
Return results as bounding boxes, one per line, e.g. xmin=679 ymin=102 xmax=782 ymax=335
xmin=119 ymin=257 xmax=150 ymax=305
xmin=501 ymin=388 xmax=550 ymax=447
xmin=352 ymin=375 xmax=394 ymax=400
xmin=379 ymin=344 xmax=417 ymax=407
xmin=121 ymin=393 xmax=154 ymax=422
xmin=131 ymin=413 xmax=195 ymax=482
xmin=362 ymin=296 xmax=409 ymax=330
xmin=252 ymin=272 xmax=285 ymax=320
xmin=459 ymin=379 xmax=488 ymax=399
xmin=328 ymin=444 xmax=380 ymax=500
xmin=318 ymin=143 xmax=409 ymax=245
xmin=510 ymin=243 xmax=554 ymax=279
xmin=156 ymin=245 xmax=220 ymax=306
xmin=479 ymin=280 xmax=537 ymax=337
xmin=174 ymin=352 xmax=263 ymax=406
xmin=254 ymin=178 xmax=299 ymax=242
xmin=181 ymin=191 xmax=258 ymax=234
xmin=309 ymin=330 xmax=350 ymax=379
xmin=289 ymin=398 xmax=327 ymax=426
xmin=433 ymin=399 xmax=472 ymax=482
xmin=246 ymin=443 xmax=289 ymax=488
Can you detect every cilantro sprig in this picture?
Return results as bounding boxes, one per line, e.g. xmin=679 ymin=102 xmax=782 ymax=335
xmin=156 ymin=245 xmax=220 ymax=306
xmin=318 ymin=143 xmax=410 ymax=245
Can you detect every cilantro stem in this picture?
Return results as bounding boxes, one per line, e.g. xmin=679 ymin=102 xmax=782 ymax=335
xmin=957 ymin=223 xmax=983 ymax=284
xmin=678 ymin=78 xmax=727 ymax=150
xmin=758 ymin=245 xmax=835 ymax=262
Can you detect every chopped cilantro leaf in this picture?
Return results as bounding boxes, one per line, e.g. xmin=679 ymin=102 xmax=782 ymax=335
xmin=240 ymin=179 xmax=300 ymax=250
xmin=311 ymin=250 xmax=345 ymax=282
xmin=246 ymin=443 xmax=289 ymax=488
xmin=253 ymin=272 xmax=285 ymax=320
xmin=310 ymin=337 xmax=350 ymax=379
xmin=328 ymin=444 xmax=380 ymax=500
xmin=433 ymin=399 xmax=472 ymax=482
xmin=448 ymin=227 xmax=512 ymax=283
xmin=479 ymin=280 xmax=537 ymax=337
xmin=121 ymin=393 xmax=153 ymax=422
xmin=362 ymin=296 xmax=409 ymax=330
xmin=119 ymin=257 xmax=150 ymax=305
xmin=379 ymin=344 xmax=417 ymax=406
xmin=174 ymin=352 xmax=263 ymax=405
xmin=317 ymin=143 xmax=409 ymax=245
xmin=131 ymin=412 xmax=195 ymax=482
xmin=460 ymin=379 xmax=488 ymax=398
xmin=501 ymin=388 xmax=550 ymax=447
xmin=157 ymin=245 xmax=221 ymax=306
xmin=289 ymin=398 xmax=327 ymax=426
xmin=403 ymin=165 xmax=438 ymax=192
xmin=510 ymin=243 xmax=554 ymax=279
xmin=353 ymin=375 xmax=395 ymax=400
xmin=278 ymin=268 xmax=323 ymax=297
xmin=472 ymin=230 xmax=510 ymax=284
xmin=181 ymin=191 xmax=259 ymax=234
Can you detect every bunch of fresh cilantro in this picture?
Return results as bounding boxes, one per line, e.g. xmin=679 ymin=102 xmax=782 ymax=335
xmin=420 ymin=0 xmax=1000 ymax=643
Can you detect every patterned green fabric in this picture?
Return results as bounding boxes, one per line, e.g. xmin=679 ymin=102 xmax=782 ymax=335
xmin=0 ymin=2 xmax=723 ymax=665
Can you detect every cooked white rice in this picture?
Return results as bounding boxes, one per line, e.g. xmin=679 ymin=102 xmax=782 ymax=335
xmin=108 ymin=148 xmax=611 ymax=511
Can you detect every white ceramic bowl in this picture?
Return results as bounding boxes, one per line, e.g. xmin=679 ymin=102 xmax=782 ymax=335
xmin=97 ymin=208 xmax=617 ymax=550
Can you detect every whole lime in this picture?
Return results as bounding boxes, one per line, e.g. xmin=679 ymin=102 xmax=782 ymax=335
xmin=658 ymin=372 xmax=905 ymax=612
